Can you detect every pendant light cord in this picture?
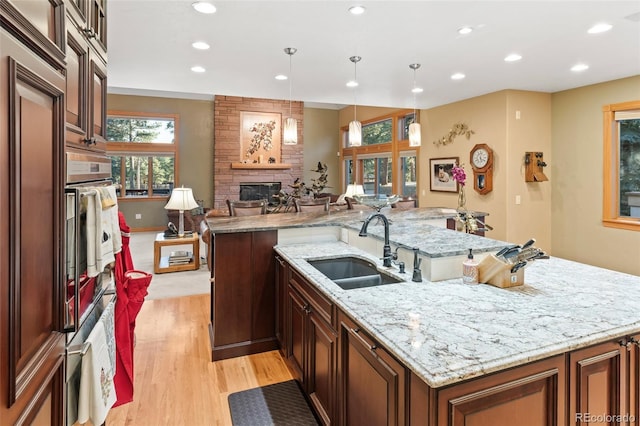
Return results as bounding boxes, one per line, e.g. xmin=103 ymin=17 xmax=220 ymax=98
xmin=289 ymin=52 xmax=293 ymax=117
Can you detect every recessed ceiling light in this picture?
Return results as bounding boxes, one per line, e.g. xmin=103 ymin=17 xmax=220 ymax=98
xmin=587 ymin=23 xmax=612 ymax=34
xmin=458 ymin=26 xmax=473 ymax=35
xmin=346 ymin=80 xmax=359 ymax=88
xmin=192 ymin=41 xmax=210 ymax=50
xmin=192 ymin=1 xmax=216 ymax=14
xmin=571 ymin=63 xmax=589 ymax=72
xmin=451 ymin=73 xmax=465 ymax=80
xmin=504 ymin=53 xmax=522 ymax=62
xmin=348 ymin=5 xmax=365 ymax=15
xmin=275 ymin=74 xmax=288 ymax=81
xmin=191 ymin=66 xmax=206 ymax=73
xmin=411 ymin=87 xmax=424 ymax=94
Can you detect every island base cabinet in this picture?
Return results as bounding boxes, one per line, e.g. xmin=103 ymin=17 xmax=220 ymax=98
xmin=569 ymin=338 xmax=639 ymax=426
xmin=437 ymin=355 xmax=565 ymax=426
xmin=210 ymin=231 xmax=278 ymax=361
xmin=338 ymin=313 xmax=406 ymax=426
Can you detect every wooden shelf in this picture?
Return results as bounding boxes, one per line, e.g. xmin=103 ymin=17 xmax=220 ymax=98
xmin=231 ymin=162 xmax=292 ymax=170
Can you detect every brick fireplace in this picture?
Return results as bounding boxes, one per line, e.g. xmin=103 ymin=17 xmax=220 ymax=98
xmin=213 ymin=95 xmax=304 ymax=209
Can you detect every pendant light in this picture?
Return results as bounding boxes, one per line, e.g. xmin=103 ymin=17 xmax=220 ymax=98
xmin=283 ymin=47 xmax=298 ymax=145
xmin=348 ymin=55 xmax=362 ymax=147
xmin=408 ymin=63 xmax=422 ymax=147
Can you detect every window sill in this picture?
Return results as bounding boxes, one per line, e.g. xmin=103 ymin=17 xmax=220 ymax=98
xmin=602 ymin=218 xmax=640 ymax=232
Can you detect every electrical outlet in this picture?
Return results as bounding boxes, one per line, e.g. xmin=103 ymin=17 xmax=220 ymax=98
xmin=515 ymin=195 xmax=521 ymax=205
xmin=516 ymin=110 xmax=521 ymax=120
xmin=135 ymin=213 xmax=142 ymax=219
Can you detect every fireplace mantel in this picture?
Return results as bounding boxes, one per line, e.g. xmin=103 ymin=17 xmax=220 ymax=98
xmin=231 ymin=162 xmax=292 ymax=170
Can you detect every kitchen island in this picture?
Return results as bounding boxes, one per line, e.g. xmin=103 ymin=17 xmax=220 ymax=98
xmin=206 ymin=208 xmax=640 ymax=425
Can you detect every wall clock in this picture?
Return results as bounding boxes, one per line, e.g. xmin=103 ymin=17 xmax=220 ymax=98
xmin=470 ymin=143 xmax=493 ymax=194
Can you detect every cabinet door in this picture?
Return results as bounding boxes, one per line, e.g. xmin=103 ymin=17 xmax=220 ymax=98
xmin=1 ymin=29 xmax=66 ymax=424
xmin=213 ymin=232 xmax=253 ymax=348
xmin=87 ymin=49 xmax=106 ymax=150
xmin=437 ymin=355 xmax=565 ymax=426
xmin=275 ymin=255 xmax=288 ymax=354
xmin=251 ymin=231 xmax=277 ymax=342
xmin=65 ymin=0 xmax=107 ymax=61
xmin=569 ymin=341 xmax=627 ymax=426
xmin=631 ymin=335 xmax=639 ymax=426
xmin=308 ymin=309 xmax=336 ymax=425
xmin=65 ymin=20 xmax=89 ymax=149
xmin=286 ymin=285 xmax=306 ymax=385
xmin=339 ymin=315 xmax=406 ymax=426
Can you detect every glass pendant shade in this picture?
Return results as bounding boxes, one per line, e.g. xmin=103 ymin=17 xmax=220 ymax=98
xmin=408 ymin=122 xmax=421 ymax=147
xmin=349 ymin=120 xmax=362 ymax=147
xmin=283 ymin=117 xmax=297 ymax=145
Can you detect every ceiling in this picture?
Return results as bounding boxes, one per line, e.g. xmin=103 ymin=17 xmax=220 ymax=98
xmin=107 ymin=0 xmax=640 ymax=110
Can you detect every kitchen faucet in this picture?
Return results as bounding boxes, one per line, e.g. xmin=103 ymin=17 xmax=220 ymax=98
xmin=359 ymin=213 xmax=394 ymax=267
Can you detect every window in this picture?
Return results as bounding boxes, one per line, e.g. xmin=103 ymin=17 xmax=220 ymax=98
xmin=341 ymin=110 xmax=420 ymax=196
xmin=399 ymin=151 xmax=417 ymax=198
xmin=603 ymin=101 xmax=640 ymax=231
xmin=362 ymin=118 xmax=392 ymax=146
xmin=106 ymin=112 xmax=178 ymax=199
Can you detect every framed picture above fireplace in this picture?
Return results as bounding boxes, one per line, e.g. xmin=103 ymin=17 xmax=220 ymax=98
xmin=240 ymin=111 xmax=282 ymax=164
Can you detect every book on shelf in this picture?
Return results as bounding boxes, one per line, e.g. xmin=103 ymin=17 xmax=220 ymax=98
xmin=168 ymin=250 xmax=193 ymax=265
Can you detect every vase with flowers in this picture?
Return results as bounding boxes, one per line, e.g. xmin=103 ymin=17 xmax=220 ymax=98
xmin=451 ymin=163 xmax=467 ymax=211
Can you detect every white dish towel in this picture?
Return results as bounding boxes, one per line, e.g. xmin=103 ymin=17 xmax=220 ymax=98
xmin=77 ymin=304 xmax=117 ymax=425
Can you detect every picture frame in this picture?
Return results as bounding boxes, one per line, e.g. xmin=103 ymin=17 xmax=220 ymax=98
xmin=240 ymin=111 xmax=282 ymax=163
xmin=429 ymin=157 xmax=459 ymax=192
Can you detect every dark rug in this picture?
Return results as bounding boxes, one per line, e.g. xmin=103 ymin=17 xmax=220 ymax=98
xmin=228 ymin=380 xmax=319 ymax=426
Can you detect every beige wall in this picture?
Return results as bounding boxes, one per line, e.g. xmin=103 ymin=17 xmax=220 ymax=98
xmin=107 ymin=94 xmax=214 ymax=229
xmin=303 ymin=108 xmax=340 ymax=192
xmin=551 ymin=75 xmax=640 ymax=275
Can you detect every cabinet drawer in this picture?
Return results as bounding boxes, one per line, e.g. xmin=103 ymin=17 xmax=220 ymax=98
xmin=290 ymin=269 xmax=334 ymax=328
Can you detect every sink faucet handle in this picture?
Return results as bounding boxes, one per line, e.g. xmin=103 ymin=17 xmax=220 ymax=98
xmin=392 ymin=246 xmax=399 ymax=260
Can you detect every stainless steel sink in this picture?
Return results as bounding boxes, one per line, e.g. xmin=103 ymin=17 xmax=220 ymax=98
xmin=308 ymin=256 xmax=403 ymax=290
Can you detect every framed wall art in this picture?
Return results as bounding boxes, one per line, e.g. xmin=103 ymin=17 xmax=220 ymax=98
xmin=429 ymin=157 xmax=459 ymax=192
xmin=240 ymin=111 xmax=282 ymax=164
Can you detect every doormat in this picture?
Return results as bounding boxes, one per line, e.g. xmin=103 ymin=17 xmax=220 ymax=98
xmin=228 ymin=380 xmax=319 ymax=426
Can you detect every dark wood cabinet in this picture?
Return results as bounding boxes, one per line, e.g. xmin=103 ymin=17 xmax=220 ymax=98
xmin=631 ymin=334 xmax=639 ymax=426
xmin=275 ymin=255 xmax=289 ymax=355
xmin=64 ymin=0 xmax=107 ymax=62
xmin=64 ymin=9 xmax=107 ymax=153
xmin=338 ymin=312 xmax=406 ymax=426
xmin=285 ymin=271 xmax=337 ymax=425
xmin=0 ymin=26 xmax=66 ymax=425
xmin=569 ymin=339 xmax=627 ymax=425
xmin=209 ymin=231 xmax=278 ymax=360
xmin=437 ymin=355 xmax=565 ymax=426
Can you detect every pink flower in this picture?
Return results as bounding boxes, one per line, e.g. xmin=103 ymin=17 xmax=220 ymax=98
xmin=451 ymin=164 xmax=466 ymax=186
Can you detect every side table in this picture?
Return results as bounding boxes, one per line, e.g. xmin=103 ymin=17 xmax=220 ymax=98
xmin=154 ymin=233 xmax=200 ymax=274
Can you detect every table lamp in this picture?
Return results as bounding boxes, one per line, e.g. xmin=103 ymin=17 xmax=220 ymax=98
xmin=344 ymin=183 xmax=364 ymax=197
xmin=164 ymin=186 xmax=199 ymax=237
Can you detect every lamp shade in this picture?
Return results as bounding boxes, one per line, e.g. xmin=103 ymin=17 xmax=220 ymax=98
xmin=348 ymin=120 xmax=362 ymax=147
xmin=344 ymin=183 xmax=365 ymax=197
xmin=164 ymin=187 xmax=199 ymax=211
xmin=408 ymin=122 xmax=421 ymax=147
xmin=283 ymin=117 xmax=298 ymax=145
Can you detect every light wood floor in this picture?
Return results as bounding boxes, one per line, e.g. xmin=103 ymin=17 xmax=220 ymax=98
xmin=106 ymin=294 xmax=293 ymax=425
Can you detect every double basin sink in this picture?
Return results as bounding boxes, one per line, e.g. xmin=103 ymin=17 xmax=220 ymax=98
xmin=308 ymin=256 xmax=403 ymax=290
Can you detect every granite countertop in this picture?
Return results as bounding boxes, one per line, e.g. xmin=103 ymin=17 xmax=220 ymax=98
xmin=275 ymin=241 xmax=640 ymax=388
xmin=206 ymin=207 xmax=505 ymax=258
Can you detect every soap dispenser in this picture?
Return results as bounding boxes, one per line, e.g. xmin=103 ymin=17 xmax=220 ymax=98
xmin=463 ymin=248 xmax=479 ymax=284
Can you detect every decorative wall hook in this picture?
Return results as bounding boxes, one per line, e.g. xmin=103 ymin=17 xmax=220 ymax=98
xmin=433 ymin=122 xmax=475 ymax=147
